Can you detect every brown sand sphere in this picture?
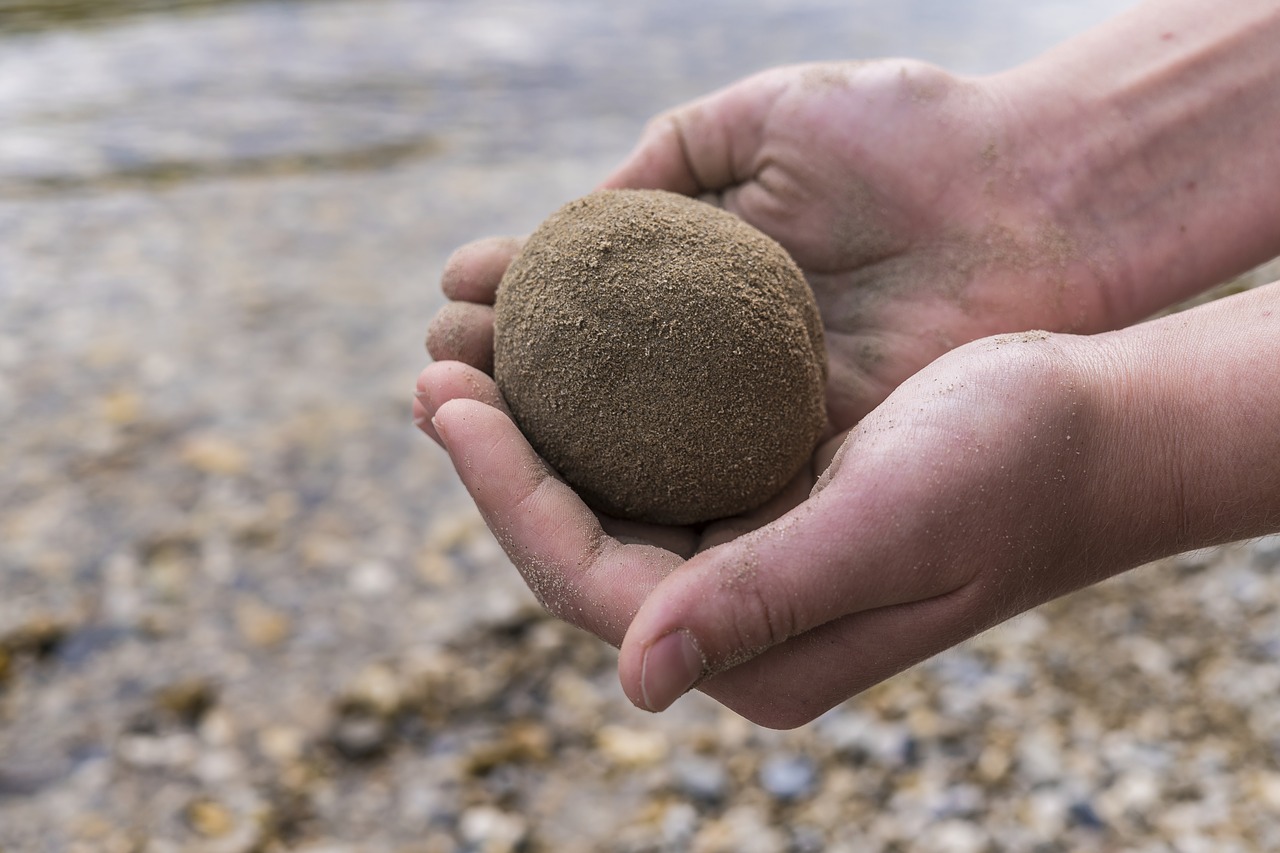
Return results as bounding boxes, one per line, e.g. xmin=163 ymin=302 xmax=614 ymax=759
xmin=494 ymin=189 xmax=827 ymax=525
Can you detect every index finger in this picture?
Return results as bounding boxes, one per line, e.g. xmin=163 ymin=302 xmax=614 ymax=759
xmin=441 ymin=236 xmax=525 ymax=304
xmin=599 ymin=69 xmax=788 ymax=194
xmin=431 ymin=398 xmax=684 ymax=644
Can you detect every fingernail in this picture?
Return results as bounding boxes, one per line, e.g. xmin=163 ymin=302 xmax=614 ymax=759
xmin=414 ymin=389 xmax=431 ymax=405
xmin=640 ymin=630 xmax=703 ymax=712
xmin=430 ymin=415 xmax=448 ymax=446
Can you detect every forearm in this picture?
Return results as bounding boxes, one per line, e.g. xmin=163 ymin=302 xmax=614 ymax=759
xmin=992 ymin=0 xmax=1280 ymax=324
xmin=1087 ymin=282 xmax=1280 ymax=569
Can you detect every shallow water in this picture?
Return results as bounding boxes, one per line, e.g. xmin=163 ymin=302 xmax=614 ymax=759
xmin=0 ymin=0 xmax=1138 ymax=196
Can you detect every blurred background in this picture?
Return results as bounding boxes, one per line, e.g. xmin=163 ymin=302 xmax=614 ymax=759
xmin=3 ymin=0 xmax=1280 ymax=850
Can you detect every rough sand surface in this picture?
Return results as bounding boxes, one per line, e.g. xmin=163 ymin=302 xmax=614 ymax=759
xmin=495 ymin=190 xmax=826 ymax=525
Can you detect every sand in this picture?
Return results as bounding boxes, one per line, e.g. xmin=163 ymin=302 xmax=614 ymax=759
xmin=493 ymin=189 xmax=828 ymax=525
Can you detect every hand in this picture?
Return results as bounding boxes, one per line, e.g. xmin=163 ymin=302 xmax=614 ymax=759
xmin=419 ymin=331 xmax=1122 ymax=727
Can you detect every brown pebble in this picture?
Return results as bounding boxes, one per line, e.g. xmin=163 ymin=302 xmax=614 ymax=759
xmin=494 ymin=189 xmax=827 ymax=524
xmin=153 ymin=678 xmax=218 ymax=727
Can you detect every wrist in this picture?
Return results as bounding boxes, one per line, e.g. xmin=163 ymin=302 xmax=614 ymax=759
xmin=986 ymin=0 xmax=1280 ymax=325
xmin=1082 ymin=283 xmax=1280 ymax=571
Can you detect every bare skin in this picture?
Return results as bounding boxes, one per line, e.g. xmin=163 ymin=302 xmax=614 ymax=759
xmin=417 ymin=0 xmax=1280 ymax=727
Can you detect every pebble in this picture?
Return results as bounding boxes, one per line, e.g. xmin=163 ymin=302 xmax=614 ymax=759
xmin=465 ymin=721 xmax=552 ymax=775
xmin=0 ymin=616 xmax=68 ymax=659
xmin=328 ymin=708 xmax=392 ymax=763
xmin=179 ymin=434 xmax=249 ymax=476
xmin=458 ymin=806 xmax=527 ymax=852
xmin=596 ymin=725 xmax=668 ymax=768
xmin=345 ymin=663 xmax=403 ymax=717
xmin=185 ymin=798 xmax=235 ymax=839
xmin=918 ymin=820 xmax=988 ymax=853
xmin=818 ymin=711 xmax=913 ymax=767
xmin=671 ymin=754 xmax=729 ymax=804
xmin=349 ymin=560 xmax=398 ymax=597
xmin=694 ymin=805 xmax=788 ymax=853
xmin=234 ymin=599 xmax=293 ymax=649
xmin=152 ymin=678 xmax=218 ymax=727
xmin=258 ymin=726 xmax=308 ymax=764
xmin=758 ymin=754 xmax=817 ymax=802
xmin=1068 ymin=799 xmax=1107 ymax=831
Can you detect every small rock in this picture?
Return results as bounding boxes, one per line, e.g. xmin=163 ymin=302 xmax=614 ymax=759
xmin=596 ymin=725 xmax=668 ymax=768
xmin=349 ymin=559 xmax=397 ymax=597
xmin=818 ymin=711 xmax=912 ymax=767
xmin=116 ymin=732 xmax=199 ymax=769
xmin=458 ymin=806 xmax=527 ymax=852
xmin=100 ymin=389 xmax=141 ymax=426
xmin=153 ymin=678 xmax=218 ymax=727
xmin=788 ymin=825 xmax=828 ymax=853
xmin=180 ymin=433 xmax=248 ymax=476
xmin=1 ymin=615 xmax=69 ymax=658
xmin=235 ymin=599 xmax=292 ymax=649
xmin=185 ymin=797 xmax=235 ymax=839
xmin=918 ymin=820 xmax=988 ymax=853
xmin=694 ymin=805 xmax=787 ymax=853
xmin=930 ymin=784 xmax=984 ymax=820
xmin=671 ymin=754 xmax=729 ymax=805
xmin=71 ymin=812 xmax=115 ymax=841
xmin=1068 ymin=800 xmax=1107 ymax=831
xmin=195 ymin=749 xmax=246 ymax=784
xmin=759 ymin=754 xmax=817 ymax=802
xmin=661 ymin=802 xmax=698 ymax=846
xmin=465 ymin=720 xmax=552 ymax=775
xmin=258 ymin=725 xmax=308 ymax=764
xmin=328 ymin=706 xmax=392 ymax=762
xmin=345 ymin=663 xmax=402 ymax=717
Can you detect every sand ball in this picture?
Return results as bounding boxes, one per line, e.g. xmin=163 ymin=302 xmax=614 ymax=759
xmin=494 ymin=189 xmax=827 ymax=525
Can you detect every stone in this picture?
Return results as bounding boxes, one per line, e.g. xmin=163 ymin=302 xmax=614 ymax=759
xmin=759 ymin=754 xmax=818 ymax=802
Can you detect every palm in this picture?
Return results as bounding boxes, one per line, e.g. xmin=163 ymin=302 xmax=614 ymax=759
xmin=565 ymin=60 xmax=1098 ymax=548
xmin=662 ymin=61 xmax=1096 ymax=435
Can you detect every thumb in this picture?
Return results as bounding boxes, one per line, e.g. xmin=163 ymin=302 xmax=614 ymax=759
xmin=616 ymin=438 xmax=975 ymax=713
xmin=598 ymin=70 xmax=787 ymax=194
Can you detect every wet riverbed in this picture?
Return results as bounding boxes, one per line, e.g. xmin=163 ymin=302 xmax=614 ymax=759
xmin=7 ymin=1 xmax=1280 ymax=851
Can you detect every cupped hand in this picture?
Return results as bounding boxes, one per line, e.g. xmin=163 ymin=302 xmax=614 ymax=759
xmin=417 ymin=60 xmax=1131 ymax=725
xmin=419 ymin=332 xmax=1119 ymax=728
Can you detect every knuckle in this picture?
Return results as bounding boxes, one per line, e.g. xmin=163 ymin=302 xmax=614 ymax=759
xmin=723 ymin=572 xmax=798 ymax=660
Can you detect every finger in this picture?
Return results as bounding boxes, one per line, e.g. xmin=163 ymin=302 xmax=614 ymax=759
xmin=425 ymin=302 xmax=495 ymax=374
xmin=599 ymin=69 xmax=788 ymax=194
xmin=417 ymin=364 xmax=698 ymax=558
xmin=616 ymin=430 xmax=977 ymax=712
xmin=414 ymin=360 xmax=508 ymax=445
xmin=441 ymin=236 xmax=525 ymax=304
xmin=432 ymin=398 xmax=683 ymax=643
